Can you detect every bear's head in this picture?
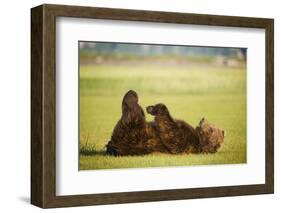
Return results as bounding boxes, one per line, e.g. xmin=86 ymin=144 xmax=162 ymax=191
xmin=196 ymin=118 xmax=225 ymax=153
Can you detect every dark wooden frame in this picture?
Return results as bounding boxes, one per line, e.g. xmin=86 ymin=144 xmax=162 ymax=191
xmin=31 ymin=4 xmax=274 ymax=208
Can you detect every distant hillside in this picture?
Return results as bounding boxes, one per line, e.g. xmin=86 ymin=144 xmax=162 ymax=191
xmin=79 ymin=42 xmax=246 ymax=59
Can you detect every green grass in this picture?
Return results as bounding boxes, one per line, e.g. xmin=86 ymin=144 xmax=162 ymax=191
xmin=79 ymin=64 xmax=246 ymax=170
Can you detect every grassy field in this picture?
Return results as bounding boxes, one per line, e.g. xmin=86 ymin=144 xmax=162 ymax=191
xmin=79 ymin=64 xmax=246 ymax=170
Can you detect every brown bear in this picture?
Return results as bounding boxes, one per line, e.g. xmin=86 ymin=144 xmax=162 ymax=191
xmin=106 ymin=92 xmax=224 ymax=156
xmin=145 ymin=121 xmax=169 ymax=153
xmin=146 ymin=103 xmax=201 ymax=154
xmin=195 ymin=118 xmax=225 ymax=153
xmin=106 ymin=91 xmax=166 ymax=156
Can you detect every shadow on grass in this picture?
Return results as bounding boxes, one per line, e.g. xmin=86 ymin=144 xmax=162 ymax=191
xmin=79 ymin=147 xmax=107 ymax=156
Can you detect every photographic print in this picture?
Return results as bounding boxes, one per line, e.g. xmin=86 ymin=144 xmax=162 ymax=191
xmin=79 ymin=42 xmax=247 ymax=170
xmin=31 ymin=5 xmax=273 ymax=207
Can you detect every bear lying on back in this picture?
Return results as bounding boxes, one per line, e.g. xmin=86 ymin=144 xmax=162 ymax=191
xmin=106 ymin=91 xmax=225 ymax=156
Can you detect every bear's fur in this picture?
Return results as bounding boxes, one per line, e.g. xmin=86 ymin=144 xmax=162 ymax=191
xmin=147 ymin=104 xmax=225 ymax=154
xmin=105 ymin=91 xmax=225 ymax=156
xmin=146 ymin=103 xmax=201 ymax=154
xmin=195 ymin=118 xmax=225 ymax=153
xmin=106 ymin=90 xmax=166 ymax=156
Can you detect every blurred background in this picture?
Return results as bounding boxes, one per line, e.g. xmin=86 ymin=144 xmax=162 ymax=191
xmin=79 ymin=42 xmax=246 ymax=170
xmin=80 ymin=42 xmax=246 ymax=68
